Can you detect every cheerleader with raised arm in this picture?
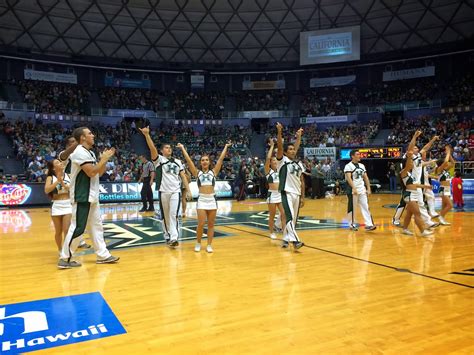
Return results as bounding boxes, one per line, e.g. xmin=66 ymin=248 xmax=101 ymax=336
xmin=177 ymin=142 xmax=231 ymax=253
xmin=264 ymin=139 xmax=286 ymax=240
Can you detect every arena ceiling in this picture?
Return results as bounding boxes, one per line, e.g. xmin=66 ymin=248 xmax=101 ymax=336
xmin=0 ymin=0 xmax=473 ymax=65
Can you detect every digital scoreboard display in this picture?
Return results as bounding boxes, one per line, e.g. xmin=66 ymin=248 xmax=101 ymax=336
xmin=340 ymin=147 xmax=403 ymax=160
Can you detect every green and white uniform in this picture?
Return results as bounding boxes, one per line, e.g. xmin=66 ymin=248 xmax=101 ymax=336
xmin=266 ymin=168 xmax=281 ymax=204
xmin=196 ymin=170 xmax=218 ymax=210
xmin=344 ymin=161 xmax=374 ymax=228
xmin=438 ymin=170 xmax=451 ymax=197
xmin=60 ymin=145 xmax=112 ymax=261
xmin=278 ymin=156 xmax=304 ymax=243
xmin=153 ymin=155 xmax=184 ymax=242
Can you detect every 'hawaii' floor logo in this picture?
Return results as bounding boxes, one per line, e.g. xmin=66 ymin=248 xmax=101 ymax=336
xmin=0 ymin=293 xmax=126 ymax=353
xmin=92 ymin=211 xmax=345 ymax=251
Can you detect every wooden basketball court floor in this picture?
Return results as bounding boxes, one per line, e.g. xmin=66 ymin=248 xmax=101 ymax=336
xmin=0 ymin=194 xmax=473 ymax=353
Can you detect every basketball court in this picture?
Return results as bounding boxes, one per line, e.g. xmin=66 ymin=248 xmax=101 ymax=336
xmin=1 ymin=194 xmax=472 ymax=353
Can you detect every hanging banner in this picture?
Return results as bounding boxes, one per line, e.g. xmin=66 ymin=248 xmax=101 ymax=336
xmin=242 ymin=80 xmax=285 ymax=90
xmin=24 ymin=69 xmax=77 ymax=84
xmin=382 ymin=66 xmax=435 ymax=82
xmin=300 ymin=115 xmax=348 ymax=124
xmin=310 ymin=75 xmax=356 ymax=88
xmin=304 ymin=147 xmax=337 ymax=160
xmin=190 ymin=74 xmax=205 ymax=88
xmin=104 ymin=77 xmax=151 ymax=89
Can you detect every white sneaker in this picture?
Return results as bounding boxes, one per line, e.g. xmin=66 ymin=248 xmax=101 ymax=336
xmin=270 ymin=233 xmax=277 ymax=240
xmin=402 ymin=229 xmax=414 ymax=236
xmin=206 ymin=245 xmax=213 ymax=253
xmin=439 ymin=217 xmax=451 ymax=225
xmin=420 ymin=230 xmax=434 ymax=237
xmin=194 ymin=243 xmax=201 ymax=252
xmin=392 ymin=219 xmax=401 ymax=227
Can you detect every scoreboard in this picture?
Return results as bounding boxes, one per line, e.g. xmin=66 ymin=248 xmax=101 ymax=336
xmin=340 ymin=147 xmax=403 ymax=159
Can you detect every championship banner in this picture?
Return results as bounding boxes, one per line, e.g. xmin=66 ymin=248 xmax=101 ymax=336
xmin=310 ymin=75 xmax=356 ymax=88
xmin=242 ymin=80 xmax=285 ymax=90
xmin=304 ymin=147 xmax=337 ymax=160
xmin=190 ymin=74 xmax=205 ymax=88
xmin=104 ymin=77 xmax=151 ymax=89
xmin=382 ymin=66 xmax=435 ymax=82
xmin=0 ymin=181 xmax=234 ymax=206
xmin=24 ymin=69 xmax=77 ymax=84
xmin=300 ymin=115 xmax=348 ymax=124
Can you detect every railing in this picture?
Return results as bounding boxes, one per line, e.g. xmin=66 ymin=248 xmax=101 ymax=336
xmin=224 ymin=110 xmax=298 ymax=119
xmin=348 ymin=99 xmax=442 ymax=114
xmin=0 ymin=101 xmax=35 ymax=111
xmin=458 ymin=161 xmax=474 ymax=175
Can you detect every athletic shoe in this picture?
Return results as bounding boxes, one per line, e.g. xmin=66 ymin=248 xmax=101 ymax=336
xmin=430 ymin=214 xmax=440 ymax=218
xmin=194 ymin=243 xmax=201 ymax=252
xmin=78 ymin=242 xmax=91 ymax=249
xmin=293 ymin=241 xmax=304 ymax=250
xmin=281 ymin=241 xmax=289 ymax=248
xmin=96 ymin=255 xmax=120 ymax=264
xmin=439 ymin=217 xmax=451 ymax=226
xmin=206 ymin=245 xmax=213 ymax=253
xmin=147 ymin=208 xmax=155 ymax=212
xmin=427 ymin=222 xmax=440 ymax=229
xmin=169 ymin=240 xmax=179 ymax=248
xmin=420 ymin=230 xmax=434 ymax=237
xmin=139 ymin=207 xmax=147 ymax=212
xmin=58 ymin=259 xmax=82 ymax=269
xmin=270 ymin=233 xmax=277 ymax=240
xmin=392 ymin=219 xmax=401 ymax=227
xmin=365 ymin=226 xmax=377 ymax=231
xmin=350 ymin=225 xmax=359 ymax=231
xmin=402 ymin=229 xmax=414 ymax=236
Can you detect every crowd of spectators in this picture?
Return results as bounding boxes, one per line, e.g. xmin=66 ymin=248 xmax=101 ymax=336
xmin=17 ymin=80 xmax=90 ymax=115
xmin=387 ymin=114 xmax=473 ymax=160
xmin=444 ymin=74 xmax=474 ymax=107
xmin=171 ymin=92 xmax=225 ymax=119
xmin=301 ymin=87 xmax=359 ymax=116
xmin=99 ymin=88 xmax=162 ymax=112
xmin=235 ymin=91 xmax=289 ymax=111
xmin=3 ymin=117 xmax=251 ymax=183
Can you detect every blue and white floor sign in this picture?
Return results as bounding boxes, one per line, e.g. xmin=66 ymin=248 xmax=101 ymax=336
xmin=0 ymin=292 xmax=126 ymax=353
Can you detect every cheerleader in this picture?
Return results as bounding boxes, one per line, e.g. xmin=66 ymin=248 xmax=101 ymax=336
xmin=44 ymin=160 xmax=72 ymax=252
xmin=400 ymin=150 xmax=434 ymax=237
xmin=435 ymin=146 xmax=455 ymax=225
xmin=177 ymin=142 xmax=231 ymax=253
xmin=264 ymin=139 xmax=285 ymax=240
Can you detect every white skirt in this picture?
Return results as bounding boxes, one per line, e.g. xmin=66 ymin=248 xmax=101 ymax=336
xmin=439 ymin=186 xmax=451 ymax=197
xmin=266 ymin=190 xmax=282 ymax=204
xmin=51 ymin=199 xmax=72 ymax=216
xmin=197 ymin=194 xmax=218 ymax=210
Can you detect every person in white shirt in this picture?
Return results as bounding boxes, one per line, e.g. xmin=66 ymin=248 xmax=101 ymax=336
xmin=344 ymin=150 xmax=376 ymax=231
xmin=178 ymin=141 xmax=231 ymax=253
xmin=58 ymin=127 xmax=119 ymax=269
xmin=140 ymin=126 xmax=191 ymax=248
xmin=276 ymin=123 xmax=304 ymax=250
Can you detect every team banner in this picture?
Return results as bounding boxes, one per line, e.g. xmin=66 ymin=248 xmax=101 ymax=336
xmin=242 ymin=80 xmax=285 ymax=90
xmin=24 ymin=69 xmax=77 ymax=84
xmin=104 ymin=77 xmax=151 ymax=89
xmin=0 ymin=181 xmax=234 ymax=206
xmin=300 ymin=115 xmax=348 ymax=124
xmin=310 ymin=75 xmax=356 ymax=88
xmin=190 ymin=74 xmax=205 ymax=88
xmin=304 ymin=147 xmax=337 ymax=160
xmin=382 ymin=66 xmax=435 ymax=82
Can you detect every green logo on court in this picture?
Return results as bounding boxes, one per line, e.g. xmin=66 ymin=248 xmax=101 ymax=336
xmin=75 ymin=211 xmax=346 ymax=252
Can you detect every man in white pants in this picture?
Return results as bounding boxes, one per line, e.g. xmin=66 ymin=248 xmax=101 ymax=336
xmin=140 ymin=126 xmax=191 ymax=248
xmin=344 ymin=150 xmax=376 ymax=231
xmin=58 ymin=127 xmax=120 ymax=269
xmin=276 ymin=122 xmax=304 ymax=250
